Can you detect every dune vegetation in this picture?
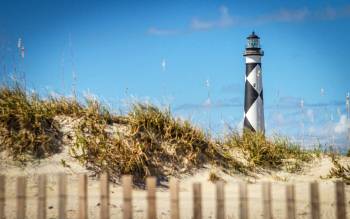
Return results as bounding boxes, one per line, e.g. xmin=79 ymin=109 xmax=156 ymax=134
xmin=0 ymin=83 xmax=342 ymax=181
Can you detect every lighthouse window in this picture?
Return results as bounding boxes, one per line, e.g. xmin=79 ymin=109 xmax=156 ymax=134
xmin=247 ymin=39 xmax=260 ymax=48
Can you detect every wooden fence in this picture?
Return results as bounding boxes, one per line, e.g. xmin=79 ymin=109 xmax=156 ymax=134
xmin=0 ymin=174 xmax=347 ymax=219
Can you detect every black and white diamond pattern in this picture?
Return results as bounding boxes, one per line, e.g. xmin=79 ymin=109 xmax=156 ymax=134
xmin=244 ymin=62 xmax=265 ymax=133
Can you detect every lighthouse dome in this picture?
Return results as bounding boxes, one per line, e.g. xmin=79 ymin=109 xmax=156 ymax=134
xmin=247 ymin=31 xmax=260 ymax=39
xmin=247 ymin=31 xmax=260 ymax=40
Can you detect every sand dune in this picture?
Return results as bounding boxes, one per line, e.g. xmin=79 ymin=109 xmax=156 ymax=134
xmin=1 ymin=148 xmax=350 ymax=218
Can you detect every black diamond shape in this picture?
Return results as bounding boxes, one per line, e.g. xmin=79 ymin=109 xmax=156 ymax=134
xmin=245 ymin=63 xmax=261 ymax=77
xmin=244 ymin=81 xmax=259 ymax=112
xmin=244 ymin=117 xmax=255 ymax=132
xmin=260 ymin=90 xmax=263 ymax=101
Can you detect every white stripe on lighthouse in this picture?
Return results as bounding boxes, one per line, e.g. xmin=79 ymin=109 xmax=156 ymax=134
xmin=245 ymin=56 xmax=261 ymax=63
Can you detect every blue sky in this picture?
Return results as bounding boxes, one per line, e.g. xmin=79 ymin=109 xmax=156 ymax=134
xmin=1 ymin=0 xmax=350 ymax=149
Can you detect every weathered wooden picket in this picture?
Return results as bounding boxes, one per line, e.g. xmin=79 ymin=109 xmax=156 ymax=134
xmin=0 ymin=174 xmax=347 ymax=219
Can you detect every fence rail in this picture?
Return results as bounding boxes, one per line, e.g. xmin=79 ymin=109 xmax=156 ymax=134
xmin=0 ymin=173 xmax=347 ymax=219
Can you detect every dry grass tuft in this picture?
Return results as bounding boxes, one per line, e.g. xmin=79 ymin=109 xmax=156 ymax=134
xmin=208 ymin=168 xmax=224 ymax=183
xmin=0 ymin=84 xmax=62 ymax=162
xmin=326 ymin=155 xmax=350 ymax=184
xmin=222 ymin=130 xmax=314 ymax=169
xmin=43 ymin=95 xmax=84 ymax=117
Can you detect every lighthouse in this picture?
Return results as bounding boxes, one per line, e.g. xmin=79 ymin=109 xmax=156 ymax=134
xmin=243 ymin=32 xmax=265 ymax=133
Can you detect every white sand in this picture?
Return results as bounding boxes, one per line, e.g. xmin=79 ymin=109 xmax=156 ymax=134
xmin=1 ymin=116 xmax=350 ymax=218
xmin=1 ymin=152 xmax=350 ymax=219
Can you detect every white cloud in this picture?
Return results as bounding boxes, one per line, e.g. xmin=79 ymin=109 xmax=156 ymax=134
xmin=190 ymin=6 xmax=234 ymax=31
xmin=271 ymin=112 xmax=285 ymax=125
xmin=334 ymin=115 xmax=350 ymax=134
xmin=306 ymin=109 xmax=314 ymax=123
xmin=219 ymin=6 xmax=234 ymax=26
xmin=203 ymin=97 xmax=211 ymax=107
xmin=149 ymin=5 xmax=235 ymax=35
xmin=323 ymin=7 xmax=337 ymax=20
xmin=308 ymin=126 xmax=316 ymax=134
xmin=147 ymin=27 xmax=180 ymax=36
xmin=314 ymin=5 xmax=350 ymax=20
xmin=220 ymin=83 xmax=242 ymax=93
xmin=148 ymin=4 xmax=350 ymax=36
xmin=261 ymin=8 xmax=309 ymax=23
xmin=191 ymin=18 xmax=215 ymax=31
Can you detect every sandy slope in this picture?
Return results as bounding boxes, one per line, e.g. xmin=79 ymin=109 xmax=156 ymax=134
xmin=1 ymin=149 xmax=350 ymax=219
xmin=1 ymin=115 xmax=350 ymax=218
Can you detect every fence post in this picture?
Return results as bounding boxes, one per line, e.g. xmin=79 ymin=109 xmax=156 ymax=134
xmin=79 ymin=174 xmax=88 ymax=219
xmin=0 ymin=175 xmax=4 ymax=219
xmin=262 ymin=182 xmax=272 ymax=219
xmin=122 ymin=175 xmax=132 ymax=219
xmin=170 ymin=178 xmax=179 ymax=219
xmin=286 ymin=184 xmax=296 ymax=219
xmin=193 ymin=183 xmax=202 ymax=219
xmin=58 ymin=173 xmax=67 ymax=219
xmin=16 ymin=176 xmax=26 ymax=219
xmin=335 ymin=181 xmax=346 ymax=219
xmin=216 ymin=181 xmax=225 ymax=219
xmin=37 ymin=175 xmax=47 ymax=219
xmin=239 ymin=182 xmax=248 ymax=219
xmin=147 ymin=177 xmax=157 ymax=219
xmin=310 ymin=182 xmax=320 ymax=219
xmin=100 ymin=173 xmax=110 ymax=219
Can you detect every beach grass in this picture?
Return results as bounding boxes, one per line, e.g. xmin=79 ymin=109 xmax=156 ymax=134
xmin=0 ymin=83 xmax=320 ymax=180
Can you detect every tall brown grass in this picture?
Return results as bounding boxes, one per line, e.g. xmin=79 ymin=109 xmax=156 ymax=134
xmin=72 ymin=103 xmax=246 ymax=181
xmin=0 ymin=84 xmax=318 ymax=180
xmin=223 ymin=130 xmax=314 ymax=169
xmin=0 ymin=84 xmax=61 ymax=162
xmin=325 ymin=154 xmax=350 ymax=184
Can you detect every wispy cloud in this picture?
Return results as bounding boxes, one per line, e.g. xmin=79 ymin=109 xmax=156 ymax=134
xmin=220 ymin=82 xmax=242 ymax=94
xmin=306 ymin=109 xmax=315 ymax=123
xmin=266 ymin=95 xmax=344 ymax=110
xmin=174 ymin=97 xmax=242 ymax=111
xmin=314 ymin=5 xmax=350 ymax=20
xmin=334 ymin=115 xmax=350 ymax=134
xmin=148 ymin=5 xmax=235 ymax=36
xmin=148 ymin=4 xmax=350 ymax=36
xmin=190 ymin=6 xmax=234 ymax=31
xmin=266 ymin=94 xmax=350 ymax=148
xmin=253 ymin=5 xmax=350 ymax=25
xmin=147 ymin=27 xmax=181 ymax=36
xmin=256 ymin=8 xmax=309 ymax=24
xmin=256 ymin=5 xmax=350 ymax=24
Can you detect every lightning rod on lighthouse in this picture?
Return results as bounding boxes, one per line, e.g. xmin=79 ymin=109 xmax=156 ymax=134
xmin=243 ymin=31 xmax=265 ymax=133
